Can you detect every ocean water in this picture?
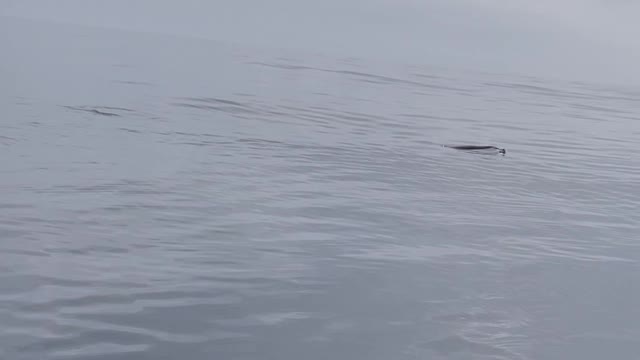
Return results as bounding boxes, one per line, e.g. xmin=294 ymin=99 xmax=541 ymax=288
xmin=1 ymin=17 xmax=640 ymax=360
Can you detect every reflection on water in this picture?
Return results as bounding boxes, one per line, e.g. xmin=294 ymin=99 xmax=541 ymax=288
xmin=1 ymin=17 xmax=640 ymax=360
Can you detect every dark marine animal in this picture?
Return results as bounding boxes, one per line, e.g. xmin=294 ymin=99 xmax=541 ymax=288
xmin=444 ymin=145 xmax=506 ymax=155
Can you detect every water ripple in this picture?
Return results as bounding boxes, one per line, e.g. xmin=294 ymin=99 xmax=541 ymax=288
xmin=3 ymin=20 xmax=640 ymax=360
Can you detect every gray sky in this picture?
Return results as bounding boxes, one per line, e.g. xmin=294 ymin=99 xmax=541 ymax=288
xmin=2 ymin=0 xmax=640 ymax=83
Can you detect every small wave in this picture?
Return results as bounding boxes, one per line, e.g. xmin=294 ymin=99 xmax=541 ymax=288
xmin=172 ymin=97 xmax=259 ymax=115
xmin=113 ymin=80 xmax=153 ymax=86
xmin=250 ymin=61 xmax=471 ymax=92
xmin=63 ymin=106 xmax=131 ymax=117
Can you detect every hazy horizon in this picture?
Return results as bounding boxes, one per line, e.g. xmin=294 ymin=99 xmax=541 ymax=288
xmin=2 ymin=0 xmax=640 ymax=85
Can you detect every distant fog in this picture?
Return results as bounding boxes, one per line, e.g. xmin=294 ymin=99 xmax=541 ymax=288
xmin=2 ymin=0 xmax=639 ymax=84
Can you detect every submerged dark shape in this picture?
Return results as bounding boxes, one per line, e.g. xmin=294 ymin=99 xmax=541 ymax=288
xmin=445 ymin=145 xmax=506 ymax=154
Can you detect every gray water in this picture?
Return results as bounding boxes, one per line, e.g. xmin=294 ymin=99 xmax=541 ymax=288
xmin=2 ymin=17 xmax=640 ymax=360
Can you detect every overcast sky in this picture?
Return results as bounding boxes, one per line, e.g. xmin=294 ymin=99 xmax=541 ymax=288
xmin=2 ymin=0 xmax=640 ymax=83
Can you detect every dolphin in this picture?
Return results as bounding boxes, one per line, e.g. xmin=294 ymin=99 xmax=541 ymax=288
xmin=444 ymin=145 xmax=506 ymax=155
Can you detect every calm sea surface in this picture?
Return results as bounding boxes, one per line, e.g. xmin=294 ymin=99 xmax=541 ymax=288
xmin=1 ymin=17 xmax=640 ymax=360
